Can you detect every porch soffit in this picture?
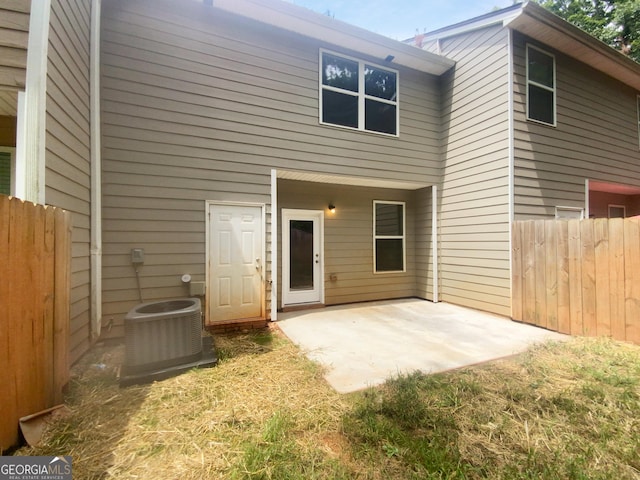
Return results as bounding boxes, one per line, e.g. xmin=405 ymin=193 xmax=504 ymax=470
xmin=277 ymin=170 xmax=432 ymax=190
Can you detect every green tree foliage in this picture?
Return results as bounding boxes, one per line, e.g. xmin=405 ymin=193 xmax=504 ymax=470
xmin=534 ymin=0 xmax=640 ymax=62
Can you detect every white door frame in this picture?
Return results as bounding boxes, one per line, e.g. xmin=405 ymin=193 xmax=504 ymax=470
xmin=205 ymin=201 xmax=266 ymax=323
xmin=282 ymin=208 xmax=325 ymax=307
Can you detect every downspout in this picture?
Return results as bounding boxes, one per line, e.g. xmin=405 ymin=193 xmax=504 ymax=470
xmin=270 ymin=169 xmax=278 ymax=321
xmin=507 ymin=28 xmax=515 ymax=318
xmin=90 ymin=0 xmax=102 ymax=340
xmin=432 ymin=185 xmax=439 ymax=303
xmin=585 ymin=179 xmax=590 ymax=218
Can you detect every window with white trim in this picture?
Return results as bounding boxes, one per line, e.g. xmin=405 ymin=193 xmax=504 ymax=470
xmin=526 ymin=44 xmax=556 ymax=126
xmin=555 ymin=206 xmax=583 ymax=219
xmin=609 ymin=204 xmax=626 ymax=218
xmin=320 ymin=50 xmax=398 ymax=136
xmin=374 ymin=201 xmax=405 ymax=272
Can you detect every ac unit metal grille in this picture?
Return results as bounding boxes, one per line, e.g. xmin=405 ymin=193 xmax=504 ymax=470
xmin=124 ymin=299 xmax=203 ymax=374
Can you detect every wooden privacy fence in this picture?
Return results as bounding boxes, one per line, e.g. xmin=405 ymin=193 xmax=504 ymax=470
xmin=512 ymin=218 xmax=640 ymax=345
xmin=0 ymin=195 xmax=71 ymax=452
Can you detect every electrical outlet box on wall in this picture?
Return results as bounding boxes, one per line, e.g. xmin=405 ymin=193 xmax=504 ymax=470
xmin=190 ymin=281 xmax=205 ymax=296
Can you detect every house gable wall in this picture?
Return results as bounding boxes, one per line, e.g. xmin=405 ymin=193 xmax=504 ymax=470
xmin=100 ymin=0 xmax=442 ymax=335
xmin=513 ymin=31 xmax=640 ymax=219
xmin=435 ymin=24 xmax=512 ymax=316
xmin=44 ymin=0 xmax=92 ymax=363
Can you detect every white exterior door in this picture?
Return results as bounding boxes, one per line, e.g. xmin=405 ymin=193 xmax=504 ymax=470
xmin=208 ymin=203 xmax=263 ymax=323
xmin=282 ymin=209 xmax=324 ymax=306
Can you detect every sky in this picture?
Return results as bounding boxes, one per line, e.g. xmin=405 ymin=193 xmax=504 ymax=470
xmin=287 ymin=0 xmax=517 ymax=40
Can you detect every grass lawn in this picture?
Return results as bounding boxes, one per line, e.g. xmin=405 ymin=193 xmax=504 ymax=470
xmin=14 ymin=325 xmax=640 ymax=479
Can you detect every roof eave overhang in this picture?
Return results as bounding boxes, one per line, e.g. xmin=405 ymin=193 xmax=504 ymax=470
xmin=506 ymin=2 xmax=640 ymax=91
xmin=211 ymin=0 xmax=455 ymax=76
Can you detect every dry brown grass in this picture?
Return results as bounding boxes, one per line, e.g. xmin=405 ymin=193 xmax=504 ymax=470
xmin=17 ymin=326 xmax=350 ymax=479
xmin=14 ymin=327 xmax=640 ymax=479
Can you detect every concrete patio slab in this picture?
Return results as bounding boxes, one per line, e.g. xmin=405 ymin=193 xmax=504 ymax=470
xmin=277 ymin=298 xmax=567 ymax=393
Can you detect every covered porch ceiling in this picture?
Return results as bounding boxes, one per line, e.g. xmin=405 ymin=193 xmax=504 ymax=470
xmin=277 ymin=169 xmax=433 ymax=191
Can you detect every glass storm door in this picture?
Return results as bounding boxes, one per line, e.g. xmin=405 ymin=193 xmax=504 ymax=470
xmin=282 ymin=209 xmax=323 ymax=306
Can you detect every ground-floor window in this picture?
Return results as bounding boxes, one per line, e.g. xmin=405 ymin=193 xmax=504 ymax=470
xmin=608 ymin=204 xmax=626 ymax=218
xmin=373 ymin=200 xmax=405 ymax=272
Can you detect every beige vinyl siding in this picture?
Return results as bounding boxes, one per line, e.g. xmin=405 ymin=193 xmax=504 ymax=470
xmin=414 ymin=186 xmax=434 ymax=299
xmin=0 ymin=0 xmax=29 ymax=94
xmin=100 ymin=0 xmax=441 ymax=334
xmin=436 ymin=25 xmax=512 ymax=316
xmin=44 ymin=0 xmax=92 ymax=363
xmin=278 ymin=180 xmax=422 ymax=307
xmin=513 ymin=32 xmax=640 ymax=219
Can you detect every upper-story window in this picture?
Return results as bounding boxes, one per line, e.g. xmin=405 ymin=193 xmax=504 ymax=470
xmin=526 ymin=44 xmax=556 ymax=126
xmin=320 ymin=50 xmax=399 ymax=136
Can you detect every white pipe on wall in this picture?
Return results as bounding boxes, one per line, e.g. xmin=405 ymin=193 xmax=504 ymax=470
xmin=90 ymin=0 xmax=103 ymax=340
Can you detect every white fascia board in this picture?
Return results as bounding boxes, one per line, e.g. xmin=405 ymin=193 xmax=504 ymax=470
xmin=212 ymin=0 xmax=454 ymax=75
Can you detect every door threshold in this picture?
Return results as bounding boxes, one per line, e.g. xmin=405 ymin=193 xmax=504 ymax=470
xmin=281 ymin=303 xmax=325 ymax=313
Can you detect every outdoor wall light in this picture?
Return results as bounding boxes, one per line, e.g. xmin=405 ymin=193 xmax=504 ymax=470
xmin=328 ymin=203 xmax=336 ymax=213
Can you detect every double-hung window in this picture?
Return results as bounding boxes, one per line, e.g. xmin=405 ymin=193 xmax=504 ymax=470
xmin=320 ymin=50 xmax=398 ymax=136
xmin=374 ymin=201 xmax=405 ymax=272
xmin=526 ymin=44 xmax=556 ymax=126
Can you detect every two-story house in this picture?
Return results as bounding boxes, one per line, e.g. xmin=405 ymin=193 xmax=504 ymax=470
xmin=1 ymin=0 xmax=639 ymax=360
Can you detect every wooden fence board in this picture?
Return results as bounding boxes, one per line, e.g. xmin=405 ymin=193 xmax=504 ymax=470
xmin=580 ymin=220 xmax=596 ymax=337
xmin=523 ymin=221 xmax=536 ymax=325
xmin=624 ymin=218 xmax=640 ymax=344
xmin=609 ymin=219 xmax=626 ymax=340
xmin=0 ymin=196 xmax=71 ymax=452
xmin=545 ymin=220 xmax=558 ymax=331
xmin=534 ymin=220 xmax=547 ymax=328
xmin=53 ymin=207 xmax=72 ymax=402
xmin=0 ymin=196 xmax=17 ymax=451
xmin=511 ymin=222 xmax=523 ymax=321
xmin=593 ymin=218 xmax=611 ymax=337
xmin=512 ymin=218 xmax=639 ymax=345
xmin=556 ymin=220 xmax=571 ymax=334
xmin=568 ymin=220 xmax=583 ymax=336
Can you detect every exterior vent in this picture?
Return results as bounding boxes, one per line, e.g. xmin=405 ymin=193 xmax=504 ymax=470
xmin=123 ymin=298 xmax=203 ymax=375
